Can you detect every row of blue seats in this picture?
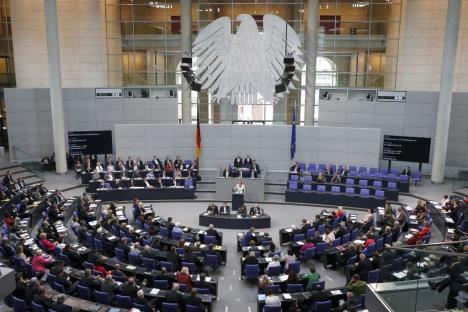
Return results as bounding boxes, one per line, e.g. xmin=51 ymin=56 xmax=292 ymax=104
xmin=288 ymin=181 xmax=386 ymax=197
xmin=290 ymin=176 xmax=400 ymax=189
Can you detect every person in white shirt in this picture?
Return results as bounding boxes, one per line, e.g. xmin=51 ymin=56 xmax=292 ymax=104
xmin=266 ymin=255 xmax=281 ymax=271
xmin=441 ymin=194 xmax=450 ymax=207
xmin=95 ymin=161 xmax=104 ymax=174
xmin=281 ymin=249 xmax=297 ymax=271
xmin=265 ymin=289 xmax=281 ymax=307
xmin=323 ymin=228 xmax=336 ymax=246
xmin=107 ymin=161 xmax=115 ymax=173
xmin=233 ymin=181 xmax=246 ymax=194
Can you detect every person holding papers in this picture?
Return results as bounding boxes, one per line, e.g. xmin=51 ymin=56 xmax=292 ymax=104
xmin=249 ymin=203 xmax=263 ymax=215
xmin=233 ymin=181 xmax=246 ymax=194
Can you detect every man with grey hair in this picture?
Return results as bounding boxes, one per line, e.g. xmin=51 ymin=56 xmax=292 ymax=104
xmin=51 ymin=294 xmax=71 ymax=312
xmin=134 ymin=289 xmax=155 ymax=310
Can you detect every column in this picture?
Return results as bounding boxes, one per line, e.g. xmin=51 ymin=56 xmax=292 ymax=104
xmin=44 ymin=0 xmax=67 ymax=174
xmin=181 ymin=0 xmax=192 ymax=123
xmin=146 ymin=49 xmax=155 ymax=85
xmin=304 ymin=0 xmax=318 ymax=126
xmin=431 ymin=0 xmax=462 ymax=183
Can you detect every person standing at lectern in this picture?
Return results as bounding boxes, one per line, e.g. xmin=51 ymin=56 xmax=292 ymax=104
xmin=233 ymin=181 xmax=246 ymax=194
xmin=249 ymin=203 xmax=263 ymax=215
xmin=234 ymin=155 xmax=243 ymax=168
xmin=219 ymin=202 xmax=230 ymax=215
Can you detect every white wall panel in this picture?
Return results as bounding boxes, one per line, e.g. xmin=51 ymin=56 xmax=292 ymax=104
xmin=115 ymin=124 xmax=380 ymax=171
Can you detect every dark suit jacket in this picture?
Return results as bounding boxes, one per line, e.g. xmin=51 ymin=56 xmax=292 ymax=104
xmin=249 ymin=207 xmax=263 ymax=215
xmin=166 ymin=290 xmax=183 ymax=303
xmin=120 ymin=283 xmax=138 ymax=297
xmin=219 ymin=205 xmax=230 ymax=214
xmin=183 ymin=294 xmax=204 ymax=309
xmin=234 ymin=158 xmax=243 ymax=168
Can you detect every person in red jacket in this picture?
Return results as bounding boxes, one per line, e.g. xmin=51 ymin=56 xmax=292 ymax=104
xmin=336 ymin=206 xmax=346 ymax=219
xmin=418 ymin=221 xmax=431 ymax=238
xmin=406 ymin=232 xmax=421 ymax=246
xmin=363 ymin=234 xmax=376 ymax=249
xmin=176 ymin=266 xmax=193 ymax=289
xmin=94 ymin=259 xmax=111 ymax=276
xmin=39 ymin=233 xmax=56 ymax=253
xmin=32 ymin=250 xmax=53 ymax=274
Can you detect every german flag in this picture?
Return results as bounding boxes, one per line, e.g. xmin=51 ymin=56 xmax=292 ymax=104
xmin=195 ymin=107 xmax=202 ymax=169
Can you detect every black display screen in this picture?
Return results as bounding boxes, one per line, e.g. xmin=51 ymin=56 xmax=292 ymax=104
xmin=382 ymin=135 xmax=431 ymax=163
xmin=68 ymin=131 xmax=113 ymax=155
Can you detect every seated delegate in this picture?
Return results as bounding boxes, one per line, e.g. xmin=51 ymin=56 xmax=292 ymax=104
xmin=222 ymin=155 xmax=261 ymax=178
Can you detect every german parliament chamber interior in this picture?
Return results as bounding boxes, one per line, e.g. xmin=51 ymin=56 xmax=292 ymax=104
xmin=0 ymin=0 xmax=467 ymax=312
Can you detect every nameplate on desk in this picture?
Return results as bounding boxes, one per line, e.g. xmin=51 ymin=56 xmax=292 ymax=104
xmin=330 ymin=290 xmax=342 ymax=295
xmin=107 ymin=235 xmax=117 ymax=240
xmin=285 ymin=228 xmax=293 ymax=233
xmin=296 ymin=241 xmax=304 ymax=246
xmin=282 ymin=293 xmax=292 ymax=300
xmin=184 ymin=242 xmax=191 ymax=247
xmin=257 ymin=294 xmax=266 ymax=301
xmin=279 ymin=275 xmax=288 ymax=282
xmin=265 ymin=257 xmax=272 ymax=262
xmin=150 ymin=288 xmax=160 ymax=295
xmin=126 ymin=265 xmax=136 ymax=270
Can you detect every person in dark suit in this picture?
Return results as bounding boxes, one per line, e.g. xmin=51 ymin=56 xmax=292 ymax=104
xmin=101 ymin=275 xmax=120 ymax=297
xmin=219 ymin=202 xmax=230 ymax=215
xmin=3 ymin=170 xmax=13 ymax=188
xmin=80 ymin=269 xmax=101 ymax=290
xmin=300 ymin=219 xmax=312 ymax=233
xmin=339 ymin=165 xmax=349 ymax=176
xmin=166 ymin=283 xmax=183 ymax=304
xmin=183 ymin=289 xmax=207 ymax=312
xmin=205 ymin=224 xmax=220 ymax=242
xmin=193 ymin=273 xmax=214 ymax=295
xmin=152 ymin=156 xmax=163 ymax=170
xmin=125 ymin=157 xmax=135 ymax=170
xmin=402 ymin=166 xmax=412 ymax=177
xmin=237 ymin=204 xmax=247 ymax=215
xmin=250 ymin=160 xmax=261 ymax=178
xmin=352 ymin=253 xmax=372 ymax=281
xmin=243 ymin=155 xmax=253 ymax=168
xmin=136 ymin=157 xmax=145 ymax=170
xmin=117 ymin=237 xmax=131 ymax=257
xmin=221 ymin=166 xmax=231 ymax=178
xmin=249 ymin=203 xmax=263 ymax=215
xmin=134 ymin=289 xmax=155 ymax=311
xmin=120 ymin=277 xmax=138 ymax=297
xmin=206 ymin=203 xmax=219 ymax=215
xmin=174 ymin=156 xmax=183 ymax=170
xmin=234 ymin=156 xmax=243 ymax=168
xmin=33 ymin=287 xmax=53 ymax=310
xmin=24 ymin=278 xmax=40 ymax=306
xmin=55 ymin=271 xmax=75 ymax=294
xmin=290 ymin=162 xmax=300 ymax=173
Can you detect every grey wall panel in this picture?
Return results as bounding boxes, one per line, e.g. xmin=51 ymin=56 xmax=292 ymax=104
xmin=115 ymin=124 xmax=380 ymax=171
xmin=319 ymin=89 xmax=468 ymax=176
xmin=5 ymin=88 xmax=178 ymax=161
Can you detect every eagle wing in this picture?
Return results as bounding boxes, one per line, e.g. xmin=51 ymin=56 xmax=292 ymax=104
xmin=192 ymin=17 xmax=232 ymax=100
xmin=262 ymin=14 xmax=303 ymax=87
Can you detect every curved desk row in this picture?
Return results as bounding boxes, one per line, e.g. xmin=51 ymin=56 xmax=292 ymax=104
xmin=95 ymin=187 xmax=195 ymax=201
xmin=199 ymin=213 xmax=271 ymax=229
xmin=285 ymin=189 xmax=387 ymax=209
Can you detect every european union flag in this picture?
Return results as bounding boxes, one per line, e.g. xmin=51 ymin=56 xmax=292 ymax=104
xmin=290 ymin=110 xmax=296 ymax=160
